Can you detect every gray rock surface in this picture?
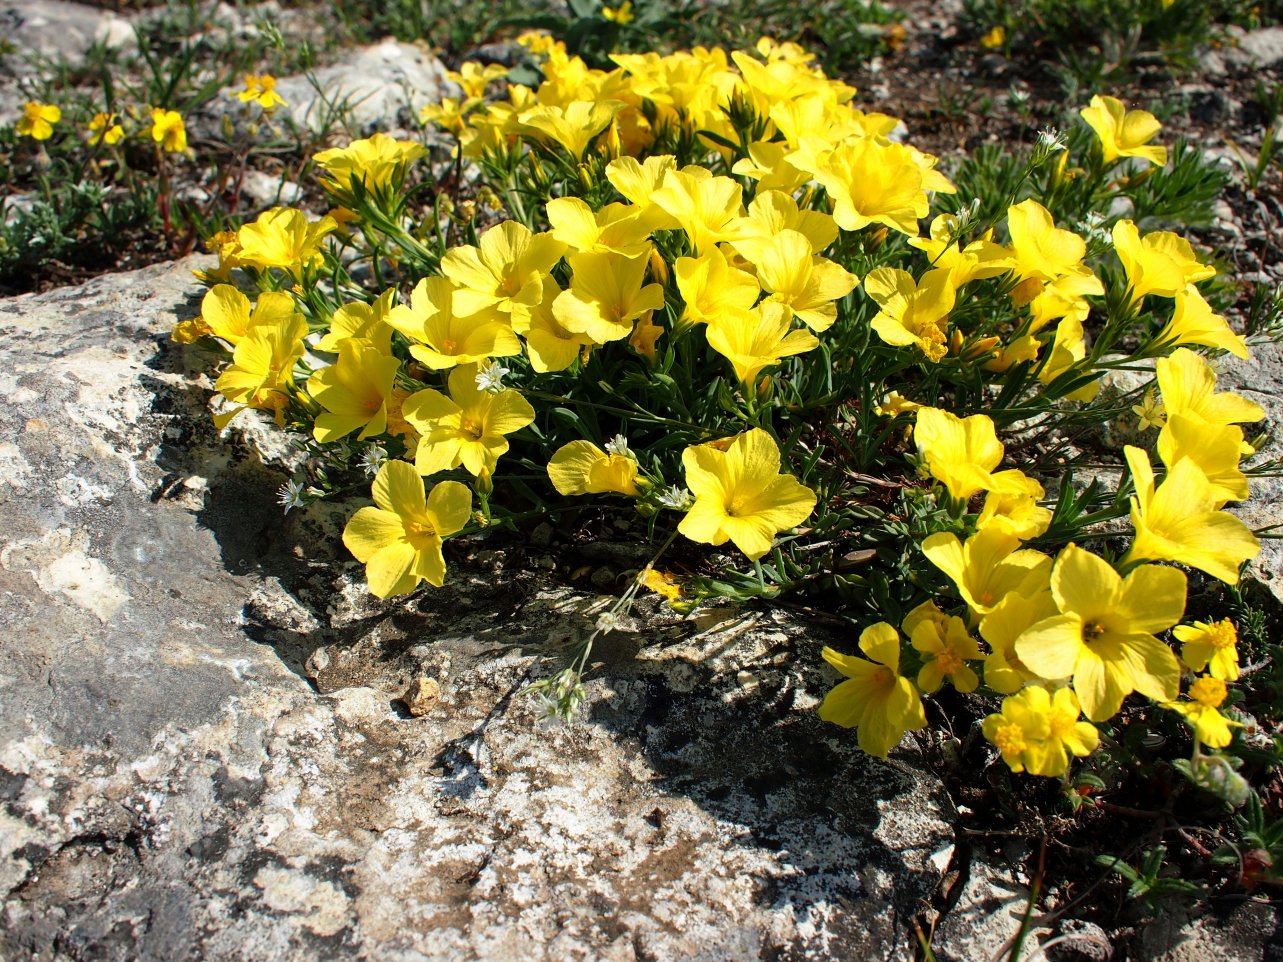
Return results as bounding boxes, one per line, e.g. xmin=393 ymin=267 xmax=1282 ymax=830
xmin=1138 ymin=898 xmax=1283 ymax=961
xmin=0 ymin=259 xmax=954 ymax=959
xmin=0 ymin=1 xmax=134 ymax=67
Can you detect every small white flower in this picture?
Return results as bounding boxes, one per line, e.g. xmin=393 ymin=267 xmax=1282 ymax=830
xmin=1036 ymin=127 xmax=1067 ymax=153
xmin=1007 ymin=88 xmax=1030 ymax=106
xmin=277 ymin=478 xmax=307 ymax=514
xmin=359 ymin=444 xmax=388 ymax=477
xmin=595 ymin=610 xmax=622 ymax=633
xmin=657 ymin=484 xmax=693 ymax=509
xmin=475 ymin=359 xmax=511 ymax=394
xmin=604 ymin=434 xmax=633 ymax=458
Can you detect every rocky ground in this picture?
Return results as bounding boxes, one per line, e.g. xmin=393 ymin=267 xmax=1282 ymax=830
xmin=2 ymin=1 xmax=1283 ymax=960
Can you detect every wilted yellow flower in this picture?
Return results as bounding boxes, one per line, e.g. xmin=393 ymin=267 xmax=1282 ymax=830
xmin=18 ymin=101 xmax=60 ymax=140
xmin=88 ymin=111 xmax=123 ymax=146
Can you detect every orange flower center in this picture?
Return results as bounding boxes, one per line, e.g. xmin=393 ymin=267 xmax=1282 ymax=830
xmin=1207 ymin=620 xmax=1237 ymax=650
xmin=935 ymin=648 xmax=964 ymax=676
xmin=1190 ymin=676 xmax=1227 ymax=708
xmin=992 ymin=721 xmax=1027 ymax=756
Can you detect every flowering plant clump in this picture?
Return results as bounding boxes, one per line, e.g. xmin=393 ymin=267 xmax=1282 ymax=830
xmin=180 ymin=33 xmax=1275 ymax=792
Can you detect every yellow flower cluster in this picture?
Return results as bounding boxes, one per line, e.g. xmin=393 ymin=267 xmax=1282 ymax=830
xmin=14 ymin=99 xmax=189 ymax=154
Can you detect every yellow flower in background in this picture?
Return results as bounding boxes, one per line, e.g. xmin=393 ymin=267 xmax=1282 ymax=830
xmin=1080 ymin=94 xmax=1167 ymax=166
xmin=199 ymin=285 xmax=300 ymax=346
xmin=307 ymin=339 xmax=401 ymax=443
xmin=547 ymin=439 xmax=640 ymax=496
xmin=678 ymin=429 xmax=817 ymax=561
xmin=1161 ymin=676 xmax=1240 ymax=748
xmin=314 ymin=133 xmax=427 ymax=192
xmin=1176 ymin=619 xmax=1240 ymax=681
xmin=447 ymin=61 xmax=509 ymax=99
xmin=1154 ymin=288 xmax=1250 ymax=359
xmin=1112 ymin=219 xmax=1215 ymax=305
xmin=342 ymin=460 xmax=472 ymax=597
xmin=213 ymin=314 xmax=309 ymax=428
xmin=976 ymin=470 xmax=1053 ymax=540
xmin=441 ymin=221 xmax=567 ymax=320
xmin=705 ymin=301 xmax=820 ymax=387
xmin=638 ymin=568 xmax=682 ymax=601
xmin=818 ymin=622 xmax=927 ymax=759
xmin=602 ymin=1 xmax=635 ymax=23
xmin=1123 ymin=446 xmax=1259 ymax=584
xmin=913 ymin=407 xmax=1006 ymax=501
xmin=979 ymin=25 xmax=1006 ymax=49
xmin=237 ymin=73 xmax=288 ymax=111
xmin=908 ymin=214 xmax=1011 ymax=287
xmin=922 ymin=527 xmax=1052 ymax=618
xmin=553 ymin=250 xmax=665 ymax=343
xmin=402 ymin=364 xmax=536 ymax=477
xmin=1132 ymin=389 xmax=1166 ymax=430
xmin=88 ymin=111 xmax=123 ymax=146
xmin=910 ymin=614 xmax=982 ymax=693
xmin=1015 ymin=543 xmax=1185 ymax=721
xmin=236 ymin=207 xmax=336 ymax=274
xmin=864 ymin=267 xmax=956 ymax=362
xmin=387 ymin=276 xmax=521 ymax=370
xmin=17 ymin=101 xmax=60 ymax=140
xmin=150 ymin=107 xmax=187 ymax=152
xmin=519 ymin=100 xmax=621 ymax=159
xmin=1006 ymin=199 xmax=1100 ymax=292
xmin=983 ymin=686 xmax=1099 ymax=776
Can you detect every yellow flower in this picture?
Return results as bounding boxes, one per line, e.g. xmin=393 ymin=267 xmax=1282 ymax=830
xmin=518 ymin=101 xmax=621 ymax=159
xmin=88 ymin=112 xmax=123 ymax=146
xmin=342 ymin=461 xmax=472 ymax=597
xmin=198 ymin=285 xmax=300 ymax=346
xmin=705 ymin=301 xmax=820 ymax=387
xmin=602 ymin=1 xmax=634 ymax=23
xmin=730 ymin=190 xmax=840 ymax=265
xmin=678 ymin=429 xmax=817 ymax=561
xmin=1005 ymin=200 xmax=1102 ymax=303
xmin=814 ymin=139 xmax=930 ymax=236
xmin=553 ymin=250 xmax=665 ymax=343
xmin=1122 ymin=446 xmax=1259 ymax=584
xmin=1161 ymin=676 xmax=1240 ymax=748
xmin=315 ymin=290 xmax=397 ymax=354
xmin=545 ymin=198 xmax=654 ymax=257
xmin=307 ymin=339 xmax=402 ymax=444
xmin=1080 ymin=94 xmax=1167 ymax=166
xmin=675 ymin=245 xmax=760 ymax=327
xmin=547 ymin=440 xmax=640 ymax=496
xmin=402 ymin=364 xmax=535 ymax=477
xmin=638 ymin=568 xmax=681 ymax=601
xmin=818 ymin=622 xmax=927 ymax=759
xmin=1132 ymin=389 xmax=1166 ymax=430
xmin=980 ymin=25 xmax=1006 ymax=49
xmin=921 ymin=527 xmax=1052 ymax=618
xmin=1175 ymin=619 xmax=1240 ymax=681
xmin=650 ymin=167 xmax=747 ymax=255
xmin=875 ymin=391 xmax=921 ymax=418
xmin=1156 ymin=347 xmax=1264 ymax=429
xmin=387 ymin=276 xmax=522 ymax=370
xmin=313 ymin=133 xmax=427 ymax=193
xmin=237 ymin=73 xmax=288 ymax=111
xmin=910 ymin=614 xmax=982 ymax=693
xmin=864 ymin=267 xmax=956 ymax=362
xmin=1112 ymin=220 xmax=1215 ymax=305
xmin=982 ymin=686 xmax=1099 ymax=776
xmin=236 ymin=207 xmax=336 ymax=275
xmin=447 ymin=61 xmax=509 ymax=99
xmin=17 ymin=101 xmax=60 ymax=140
xmin=1156 ymin=413 xmax=1248 ymax=504
xmin=1153 ymin=288 xmax=1250 ymax=360
xmin=976 ymin=470 xmax=1053 ymax=540
xmin=913 ymin=407 xmax=1006 ymax=502
xmin=213 ymin=314 xmax=309 ymax=428
xmin=1014 ymin=543 xmax=1185 ymax=722
xmin=979 ymin=589 xmax=1057 ymax=694
xmin=150 ymin=108 xmax=187 ymax=153
xmin=908 ymin=214 xmax=1012 ymax=287
xmin=748 ymin=229 xmax=859 ymax=333
xmin=441 ymin=221 xmax=567 ymax=321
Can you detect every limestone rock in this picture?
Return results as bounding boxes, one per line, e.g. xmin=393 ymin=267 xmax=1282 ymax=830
xmin=0 ymin=259 xmax=953 ymax=959
xmin=0 ymin=1 xmax=135 ymax=67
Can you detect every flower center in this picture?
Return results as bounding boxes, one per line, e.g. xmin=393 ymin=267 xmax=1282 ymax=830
xmin=1081 ymin=620 xmax=1107 ymax=645
xmin=1190 ymin=676 xmax=1227 ymax=708
xmin=1207 ymin=620 xmax=1237 ymax=650
xmin=935 ymin=648 xmax=964 ymax=676
xmin=869 ymin=667 xmax=894 ymax=687
xmin=461 ymin=417 xmax=484 ymax=441
xmin=993 ymin=721 xmax=1027 ymax=757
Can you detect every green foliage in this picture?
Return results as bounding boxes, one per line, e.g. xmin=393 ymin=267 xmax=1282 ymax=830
xmin=1096 ymin=845 xmax=1206 ymax=911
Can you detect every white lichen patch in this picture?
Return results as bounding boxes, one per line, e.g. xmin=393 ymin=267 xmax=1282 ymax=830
xmin=0 ymin=442 xmax=33 ymax=491
xmin=2 ymin=528 xmax=130 ymax=622
xmin=252 ymin=865 xmax=353 ymax=937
